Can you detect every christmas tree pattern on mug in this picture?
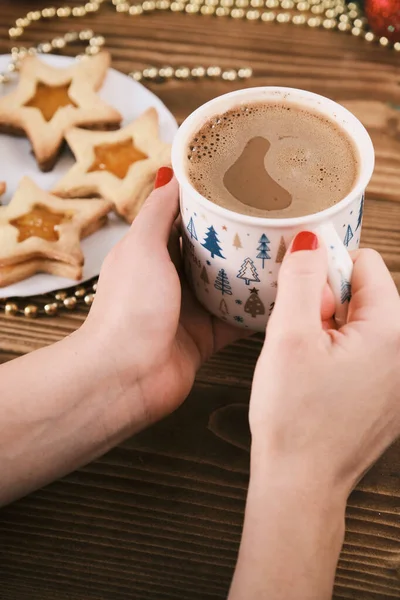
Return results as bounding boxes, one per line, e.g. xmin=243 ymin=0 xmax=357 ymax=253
xmin=344 ymin=224 xmax=354 ymax=247
xmin=214 ymin=269 xmax=232 ymax=295
xmin=237 ymin=257 xmax=260 ymax=285
xmin=53 ymin=108 xmax=171 ymax=223
xmin=202 ymin=225 xmax=225 ymax=259
xmin=356 ymin=193 xmax=364 ymax=231
xmin=0 ymin=177 xmax=112 ymax=286
xmin=244 ymin=287 xmax=266 ymax=318
xmin=0 ymin=53 xmax=122 ymax=172
xmin=275 ymin=236 xmax=287 ymax=263
xmin=340 ymin=277 xmax=352 ymax=304
xmin=256 ymin=234 xmax=271 ymax=268
xmin=187 ymin=216 xmax=198 ymax=240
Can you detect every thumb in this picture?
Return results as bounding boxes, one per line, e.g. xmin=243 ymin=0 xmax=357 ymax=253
xmin=129 ymin=167 xmax=178 ymax=249
xmin=268 ymin=231 xmax=328 ymax=337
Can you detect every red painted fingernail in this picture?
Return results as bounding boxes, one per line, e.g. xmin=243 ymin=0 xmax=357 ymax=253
xmin=154 ymin=166 xmax=173 ymax=189
xmin=290 ymin=231 xmax=319 ymax=252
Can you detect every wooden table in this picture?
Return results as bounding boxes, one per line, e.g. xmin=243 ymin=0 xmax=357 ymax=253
xmin=0 ymin=2 xmax=399 ymax=598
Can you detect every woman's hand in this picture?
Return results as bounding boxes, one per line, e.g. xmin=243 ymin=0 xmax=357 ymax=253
xmin=251 ymin=238 xmax=400 ymax=496
xmin=82 ymin=168 xmax=242 ymax=426
xmin=230 ymin=234 xmax=400 ymax=600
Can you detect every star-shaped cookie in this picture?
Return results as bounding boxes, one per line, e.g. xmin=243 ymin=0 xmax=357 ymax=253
xmin=0 ymin=52 xmax=122 ymax=171
xmin=0 ymin=177 xmax=112 ymax=281
xmin=52 ymin=108 xmax=171 ymax=223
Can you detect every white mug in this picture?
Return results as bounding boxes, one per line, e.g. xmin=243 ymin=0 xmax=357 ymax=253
xmin=171 ymin=87 xmax=375 ymax=332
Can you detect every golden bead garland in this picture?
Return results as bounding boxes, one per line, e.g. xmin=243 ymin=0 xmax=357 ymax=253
xmin=0 ymin=281 xmax=97 ymax=318
xmin=0 ymin=0 xmax=398 ymax=317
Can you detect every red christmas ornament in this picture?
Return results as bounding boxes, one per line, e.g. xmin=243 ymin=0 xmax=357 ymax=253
xmin=364 ymin=0 xmax=400 ymax=42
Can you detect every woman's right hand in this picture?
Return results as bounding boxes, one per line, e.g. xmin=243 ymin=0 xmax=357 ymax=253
xmin=250 ymin=237 xmax=400 ymax=498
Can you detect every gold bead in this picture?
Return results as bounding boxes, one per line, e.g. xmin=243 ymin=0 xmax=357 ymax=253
xmin=246 ymin=9 xmax=260 ymax=19
xmin=379 ymin=36 xmax=389 ymax=46
xmin=40 ymin=42 xmax=52 ymax=53
xmin=42 ymin=7 xmax=56 ymax=18
xmin=27 ymin=11 xmax=41 ymax=20
xmin=74 ymin=287 xmax=87 ymax=298
xmin=335 ymin=4 xmax=344 ymax=14
xmin=57 ymin=7 xmax=72 ymax=17
xmin=55 ymin=291 xmax=67 ymax=301
xmin=5 ymin=302 xmax=18 ymax=316
xmin=191 ymin=66 xmax=206 ymax=77
xmin=16 ymin=18 xmax=30 ymax=28
xmin=142 ymin=0 xmax=156 ymax=10
xmin=159 ymin=66 xmax=174 ymax=78
xmin=117 ymin=0 xmax=129 ymax=7
xmin=171 ymin=1 xmax=185 ymax=10
xmin=24 ymin=304 xmax=38 ymax=318
xmin=339 ymin=13 xmax=349 ymax=22
xmin=250 ymin=0 xmax=264 ymax=6
xmin=186 ymin=4 xmax=200 ymax=11
xmin=348 ymin=9 xmax=358 ymax=19
xmin=156 ymin=0 xmax=171 ymax=8
xmin=394 ymin=42 xmax=400 ymax=51
xmin=238 ymin=67 xmax=252 ymax=78
xmin=72 ymin=6 xmax=87 ymax=15
xmin=235 ymin=0 xmax=248 ymax=7
xmin=85 ymin=2 xmax=99 ymax=11
xmin=64 ymin=296 xmax=77 ymax=310
xmin=129 ymin=5 xmax=144 ymax=14
xmin=84 ymin=293 xmax=95 ymax=306
xmin=311 ymin=4 xmax=324 ymax=13
xmin=351 ymin=26 xmax=361 ymax=36
xmin=323 ymin=18 xmax=336 ymax=28
xmin=266 ymin=0 xmax=279 ymax=7
xmin=281 ymin=0 xmax=294 ymax=6
xmin=64 ymin=32 xmax=79 ymax=42
xmin=201 ymin=5 xmax=215 ymax=13
xmin=222 ymin=69 xmax=237 ymax=81
xmin=353 ymin=18 xmax=366 ymax=28
xmin=143 ymin=66 xmax=158 ymax=79
xmin=297 ymin=1 xmax=310 ymax=10
xmin=206 ymin=65 xmax=222 ymax=77
xmin=277 ymin=11 xmax=290 ymax=22
xmin=324 ymin=8 xmax=335 ymax=18
xmin=221 ymin=0 xmax=234 ymax=6
xmin=261 ymin=10 xmax=276 ymax=21
xmin=7 ymin=63 xmax=17 ymax=72
xmin=175 ymin=66 xmax=191 ymax=78
xmin=9 ymin=27 xmax=23 ymax=38
xmin=347 ymin=2 xmax=357 ymax=9
xmin=364 ymin=31 xmax=374 ymax=42
xmin=44 ymin=302 xmax=58 ymax=316
xmin=92 ymin=282 xmax=98 ymax=292
xmin=52 ymin=37 xmax=66 ymax=49
xmin=230 ymin=7 xmax=245 ymax=17
xmin=86 ymin=45 xmax=100 ymax=55
xmin=307 ymin=16 xmax=321 ymax=26
xmin=80 ymin=30 xmax=95 ymax=41
xmin=216 ymin=7 xmax=230 ymax=15
xmin=292 ymin=14 xmax=306 ymax=24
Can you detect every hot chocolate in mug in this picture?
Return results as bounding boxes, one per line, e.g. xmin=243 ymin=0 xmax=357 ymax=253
xmin=171 ymin=87 xmax=375 ymax=332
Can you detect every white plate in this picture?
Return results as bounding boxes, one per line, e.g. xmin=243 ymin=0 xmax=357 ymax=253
xmin=0 ymin=53 xmax=178 ymax=298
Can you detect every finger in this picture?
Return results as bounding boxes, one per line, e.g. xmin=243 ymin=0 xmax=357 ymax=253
xmin=347 ymin=248 xmax=399 ymax=324
xmin=167 ymin=224 xmax=183 ymax=273
xmin=130 ymin=171 xmax=179 ymax=249
xmin=321 ymin=283 xmax=335 ymax=322
xmin=268 ymin=232 xmax=328 ymax=337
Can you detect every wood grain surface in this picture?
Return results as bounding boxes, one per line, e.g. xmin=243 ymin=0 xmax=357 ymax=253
xmin=0 ymin=1 xmax=399 ymax=598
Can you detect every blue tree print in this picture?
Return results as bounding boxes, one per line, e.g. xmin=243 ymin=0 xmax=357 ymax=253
xmin=214 ymin=269 xmax=232 ymax=295
xmin=202 ymin=225 xmax=225 ymax=259
xmin=341 ymin=278 xmax=352 ymax=304
xmin=344 ymin=224 xmax=354 ymax=247
xmin=256 ymin=234 xmax=271 ymax=268
xmin=187 ymin=216 xmax=198 ymax=240
xmin=237 ymin=257 xmax=260 ymax=286
xmin=356 ymin=195 xmax=364 ymax=231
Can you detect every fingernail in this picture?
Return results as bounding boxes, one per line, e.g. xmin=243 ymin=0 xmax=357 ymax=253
xmin=290 ymin=231 xmax=319 ymax=252
xmin=154 ymin=166 xmax=173 ymax=189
